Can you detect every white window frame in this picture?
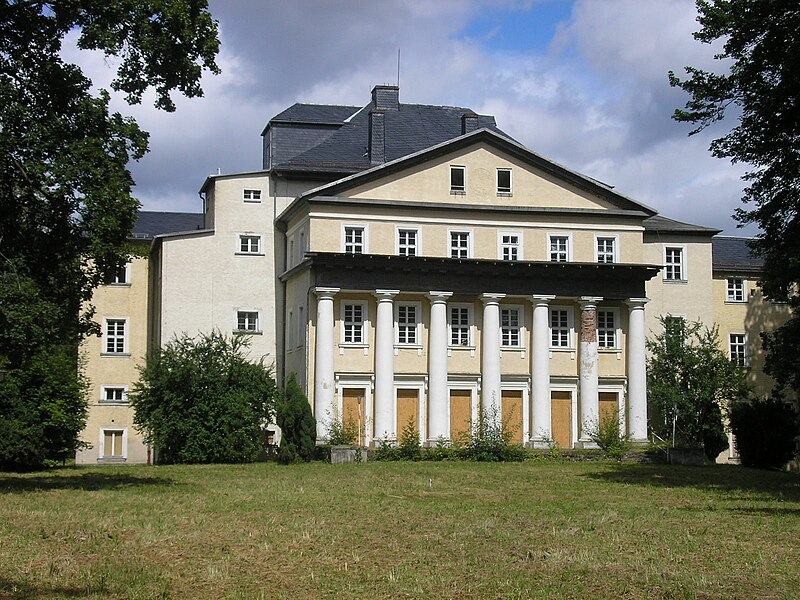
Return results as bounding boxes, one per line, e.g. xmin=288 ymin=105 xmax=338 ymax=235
xmin=450 ymin=165 xmax=466 ymax=194
xmin=342 ymin=224 xmax=367 ymax=254
xmin=549 ymin=306 xmax=574 ymax=349
xmin=237 ymin=233 xmax=262 ymax=255
xmin=341 ymin=301 xmax=368 ymax=346
xmin=726 ymin=277 xmax=746 ymax=302
xmin=287 ymin=310 xmax=294 ymax=349
xmin=396 ymin=227 xmax=420 ymax=257
xmin=548 ymin=233 xmax=572 ymax=262
xmin=597 ymin=308 xmax=620 ymax=350
xmin=297 ymin=305 xmax=305 ymax=348
xmin=664 ymin=245 xmax=687 ymax=281
xmin=103 ymin=318 xmax=128 ymax=354
xmin=100 ymin=385 xmax=129 ymax=404
xmin=498 ymin=231 xmax=523 ymax=261
xmin=500 ymin=305 xmax=524 ymax=349
xmin=594 ymin=235 xmax=618 ymax=264
xmin=234 ymin=309 xmax=261 ymax=333
xmin=107 ymin=261 xmax=131 ymax=285
xmin=99 ymin=427 xmax=128 ymax=459
xmin=243 ymin=188 xmax=262 ymax=203
xmin=729 ymin=333 xmax=747 ymax=367
xmin=496 ymin=168 xmax=512 ymax=195
xmin=448 ymin=303 xmax=474 ymax=348
xmin=449 ymin=229 xmax=473 ymax=259
xmin=395 ymin=302 xmax=422 ymax=346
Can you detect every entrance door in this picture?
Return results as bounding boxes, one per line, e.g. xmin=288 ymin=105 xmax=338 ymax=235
xmin=501 ymin=390 xmax=524 ymax=445
xmin=342 ymin=388 xmax=366 ymax=446
xmin=599 ymin=391 xmax=619 ymax=425
xmin=396 ymin=389 xmax=420 ymax=441
xmin=551 ymin=390 xmax=572 ymax=448
xmin=449 ymin=389 xmax=472 ymax=444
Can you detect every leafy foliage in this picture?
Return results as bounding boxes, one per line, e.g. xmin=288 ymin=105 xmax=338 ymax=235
xmin=131 ymin=331 xmax=276 ymax=464
xmin=584 ymin=410 xmax=630 ymax=461
xmin=327 ymin=415 xmax=359 ymax=446
xmin=730 ymin=397 xmax=799 ymax=469
xmin=276 ymin=374 xmax=316 ymax=464
xmin=459 ymin=405 xmax=527 ymax=462
xmin=647 ymin=317 xmax=749 ymax=456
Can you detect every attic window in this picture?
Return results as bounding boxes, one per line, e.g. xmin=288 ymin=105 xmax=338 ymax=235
xmin=497 ymin=169 xmax=512 ymax=195
xmin=243 ymin=189 xmax=262 ymax=202
xmin=450 ymin=166 xmax=466 ymax=194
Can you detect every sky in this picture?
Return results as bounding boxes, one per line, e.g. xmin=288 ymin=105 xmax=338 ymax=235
xmin=64 ymin=0 xmax=754 ymax=236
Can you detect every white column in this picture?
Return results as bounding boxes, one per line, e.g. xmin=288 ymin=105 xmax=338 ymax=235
xmin=373 ymin=289 xmax=399 ymax=442
xmin=427 ymin=291 xmax=453 ymax=443
xmin=480 ymin=293 xmax=505 ymax=421
xmin=531 ymin=295 xmax=555 ymax=447
xmin=579 ymin=297 xmax=602 ymax=443
xmin=626 ymin=298 xmax=649 ymax=443
xmin=313 ymin=287 xmax=339 ymax=440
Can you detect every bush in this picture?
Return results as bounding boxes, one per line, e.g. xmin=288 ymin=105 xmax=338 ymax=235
xmin=276 ymin=374 xmax=316 ymax=464
xmin=327 ymin=416 xmax=358 ymax=446
xmin=585 ymin=410 xmax=630 ymax=461
xmin=458 ymin=406 xmax=527 ymax=462
xmin=729 ymin=397 xmax=799 ymax=469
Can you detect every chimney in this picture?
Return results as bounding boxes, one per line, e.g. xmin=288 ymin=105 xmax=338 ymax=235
xmin=462 ymin=112 xmax=479 ymax=134
xmin=371 ymin=84 xmax=399 ymax=110
xmin=369 ymin=110 xmax=385 ymax=164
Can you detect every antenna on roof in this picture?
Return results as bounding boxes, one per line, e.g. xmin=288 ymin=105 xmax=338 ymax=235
xmin=397 ymin=48 xmax=401 ymax=87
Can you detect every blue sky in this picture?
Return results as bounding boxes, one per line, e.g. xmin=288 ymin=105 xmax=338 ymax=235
xmin=462 ymin=0 xmax=575 ymax=52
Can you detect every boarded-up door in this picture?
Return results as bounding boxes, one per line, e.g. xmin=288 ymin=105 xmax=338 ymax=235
xmin=599 ymin=392 xmax=619 ymax=425
xmin=449 ymin=389 xmax=472 ymax=444
xmin=551 ymin=391 xmax=572 ymax=448
xmin=501 ymin=390 xmax=524 ymax=445
xmin=396 ymin=389 xmax=420 ymax=440
xmin=342 ymin=388 xmax=366 ymax=446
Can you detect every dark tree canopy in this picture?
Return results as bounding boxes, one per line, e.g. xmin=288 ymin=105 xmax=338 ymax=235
xmin=276 ymin=374 xmax=316 ymax=464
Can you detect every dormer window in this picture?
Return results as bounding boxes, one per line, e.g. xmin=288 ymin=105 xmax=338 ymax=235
xmin=497 ymin=168 xmax=512 ymax=194
xmin=450 ymin=166 xmax=466 ymax=194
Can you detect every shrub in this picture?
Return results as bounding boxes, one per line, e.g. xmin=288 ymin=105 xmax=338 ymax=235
xmin=585 ymin=410 xmax=630 ymax=461
xmin=276 ymin=374 xmax=316 ymax=464
xmin=729 ymin=397 xmax=799 ymax=469
xmin=327 ymin=416 xmax=358 ymax=446
xmin=396 ymin=416 xmax=422 ymax=460
xmin=458 ymin=406 xmax=527 ymax=462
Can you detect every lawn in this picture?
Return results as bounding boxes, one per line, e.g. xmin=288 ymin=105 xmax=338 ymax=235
xmin=1 ymin=460 xmax=798 ymax=599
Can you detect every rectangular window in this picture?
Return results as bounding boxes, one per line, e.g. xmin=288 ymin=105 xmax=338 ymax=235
xmin=550 ymin=309 xmax=571 ymax=348
xmin=549 ymin=235 xmax=570 ymax=262
xmin=501 ymin=307 xmax=521 ymax=348
xmin=450 ymin=231 xmax=470 ymax=259
xmin=239 ymin=235 xmax=261 ymax=254
xmin=450 ymin=165 xmax=466 ymax=193
xmin=397 ymin=304 xmax=418 ymax=345
xmin=236 ymin=310 xmax=259 ymax=332
xmin=101 ymin=386 xmax=127 ymax=404
xmin=105 ymin=319 xmax=126 ymax=354
xmin=499 ymin=232 xmax=520 ymax=261
xmin=102 ymin=429 xmax=125 ymax=458
xmin=730 ymin=333 xmax=747 ymax=367
xmin=497 ymin=168 xmax=512 ymax=194
xmin=298 ymin=306 xmax=304 ymax=348
xmin=344 ymin=226 xmax=365 ymax=254
xmin=727 ymin=278 xmax=745 ymax=302
xmin=449 ymin=306 xmax=471 ymax=347
xmin=597 ymin=310 xmax=617 ymax=349
xmin=343 ymin=303 xmax=365 ymax=344
xmin=596 ymin=237 xmax=616 ymax=264
xmin=397 ymin=229 xmax=418 ymax=257
xmin=243 ymin=189 xmax=262 ymax=202
xmin=665 ymin=246 xmax=685 ymax=280
xmin=107 ymin=262 xmax=130 ymax=285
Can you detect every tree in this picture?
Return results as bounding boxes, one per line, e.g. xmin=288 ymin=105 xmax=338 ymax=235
xmin=647 ymin=317 xmax=749 ymax=459
xmin=669 ymin=2 xmax=800 ymax=398
xmin=0 ymin=1 xmax=219 ymax=467
xmin=131 ymin=331 xmax=277 ymax=464
xmin=729 ymin=397 xmax=798 ymax=469
xmin=276 ymin=374 xmax=316 ymax=464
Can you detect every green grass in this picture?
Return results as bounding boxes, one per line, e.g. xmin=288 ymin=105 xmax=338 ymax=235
xmin=1 ymin=461 xmax=799 ymax=599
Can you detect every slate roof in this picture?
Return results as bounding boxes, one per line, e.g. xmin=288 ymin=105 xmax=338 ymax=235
xmin=131 ymin=211 xmax=205 ymax=239
xmin=712 ymin=236 xmax=764 ymax=272
xmin=270 ymin=103 xmax=360 ymax=124
xmin=642 ymin=215 xmax=721 ymax=235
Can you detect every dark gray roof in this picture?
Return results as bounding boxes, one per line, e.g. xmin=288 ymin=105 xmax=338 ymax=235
xmin=712 ymin=236 xmax=763 ymax=272
xmin=131 ymin=211 xmax=205 ymax=239
xmin=270 ymin=103 xmax=359 ymax=124
xmin=643 ymin=215 xmax=721 ymax=235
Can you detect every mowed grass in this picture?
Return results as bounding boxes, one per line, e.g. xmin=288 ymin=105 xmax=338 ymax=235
xmin=1 ymin=461 xmax=799 ymax=600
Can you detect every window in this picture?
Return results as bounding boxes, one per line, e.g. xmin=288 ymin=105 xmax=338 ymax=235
xmin=236 ymin=310 xmax=259 ymax=332
xmin=550 ymin=308 xmax=571 ymax=348
xmin=727 ymin=278 xmax=745 ymax=302
xmin=287 ymin=311 xmax=294 ymax=348
xmin=101 ymin=386 xmax=127 ymax=404
xmin=501 ymin=307 xmax=521 ymax=348
xmin=243 ymin=189 xmax=262 ymax=202
xmin=342 ymin=302 xmax=366 ymax=344
xmin=397 ymin=304 xmax=419 ymax=345
xmin=549 ymin=235 xmax=570 ymax=262
xmin=239 ymin=234 xmax=261 ymax=254
xmin=107 ymin=262 xmax=130 ymax=285
xmin=664 ymin=246 xmax=685 ymax=281
xmin=596 ymin=237 xmax=617 ymax=264
xmin=298 ymin=306 xmax=305 ymax=348
xmin=104 ymin=319 xmax=126 ymax=354
xmin=450 ymin=165 xmax=466 ymax=193
xmin=597 ymin=310 xmax=618 ymax=349
xmin=497 ymin=168 xmax=512 ymax=194
xmin=499 ymin=232 xmax=521 ymax=261
xmin=343 ymin=226 xmax=365 ymax=254
xmin=397 ymin=228 xmax=418 ymax=257
xmin=101 ymin=428 xmax=126 ymax=459
xmin=449 ymin=305 xmax=472 ymax=347
xmin=450 ymin=231 xmax=471 ymax=259
xmin=730 ymin=333 xmax=747 ymax=367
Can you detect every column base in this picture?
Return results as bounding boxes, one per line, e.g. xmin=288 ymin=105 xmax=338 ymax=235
xmin=575 ymin=439 xmax=599 ymax=449
xmin=527 ymin=438 xmax=554 ymax=450
xmin=425 ymin=437 xmax=451 ymax=448
xmin=629 ymin=437 xmax=649 ymax=447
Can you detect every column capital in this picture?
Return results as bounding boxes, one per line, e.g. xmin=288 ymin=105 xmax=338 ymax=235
xmin=480 ymin=292 xmax=506 ymax=305
xmin=314 ymin=287 xmax=340 ymax=299
xmin=426 ymin=291 xmax=453 ymax=303
xmin=531 ymin=294 xmax=556 ymax=306
xmin=579 ymin=296 xmax=603 ymax=309
xmin=373 ymin=289 xmax=399 ymax=301
xmin=625 ymin=297 xmax=649 ymax=309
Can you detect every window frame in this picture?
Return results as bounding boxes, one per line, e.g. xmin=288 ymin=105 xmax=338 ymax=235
xmin=237 ymin=233 xmax=262 ymax=255
xmin=726 ymin=277 xmax=747 ymax=303
xmin=341 ymin=301 xmax=368 ymax=346
xmin=243 ymin=188 xmax=262 ymax=203
xmin=729 ymin=333 xmax=747 ymax=367
xmin=107 ymin=261 xmax=131 ymax=286
xmin=103 ymin=318 xmax=128 ymax=355
xmin=498 ymin=230 xmax=523 ymax=261
xmin=234 ymin=309 xmax=261 ymax=334
xmin=396 ymin=227 xmax=420 ymax=257
xmin=342 ymin=224 xmax=367 ymax=254
xmin=448 ymin=303 xmax=474 ymax=348
xmin=547 ymin=233 xmax=572 ymax=263
xmin=664 ymin=245 xmax=687 ymax=281
xmin=100 ymin=385 xmax=129 ymax=405
xmin=450 ymin=165 xmax=466 ymax=194
xmin=449 ymin=229 xmax=473 ymax=259
xmin=500 ymin=305 xmax=524 ymax=349
xmin=395 ymin=302 xmax=422 ymax=347
xmin=594 ymin=235 xmax=618 ymax=264
xmin=549 ymin=306 xmax=574 ymax=350
xmin=597 ymin=308 xmax=621 ymax=350
xmin=99 ymin=427 xmax=128 ymax=460
xmin=496 ymin=168 xmax=512 ymax=195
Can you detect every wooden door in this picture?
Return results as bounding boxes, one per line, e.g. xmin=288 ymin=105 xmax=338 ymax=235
xmin=599 ymin=391 xmax=619 ymax=425
xmin=342 ymin=387 xmax=366 ymax=446
xmin=396 ymin=389 xmax=420 ymax=440
xmin=551 ymin=390 xmax=572 ymax=448
xmin=449 ymin=389 xmax=472 ymax=444
xmin=501 ymin=390 xmax=524 ymax=445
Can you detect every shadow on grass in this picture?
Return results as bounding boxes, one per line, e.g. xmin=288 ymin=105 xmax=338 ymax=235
xmin=0 ymin=576 xmax=91 ymax=599
xmin=0 ymin=471 xmax=175 ymax=494
xmin=584 ymin=463 xmax=800 ymax=502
